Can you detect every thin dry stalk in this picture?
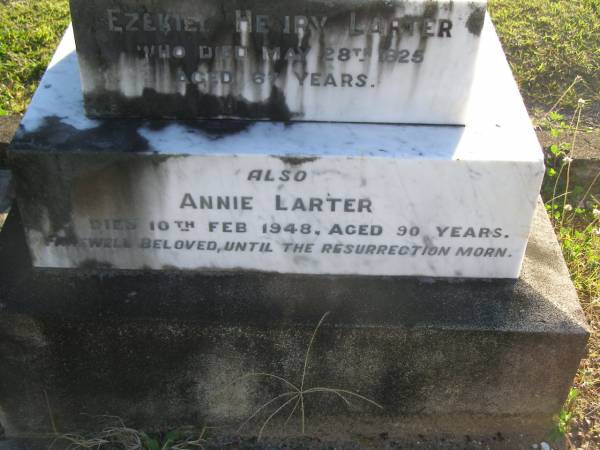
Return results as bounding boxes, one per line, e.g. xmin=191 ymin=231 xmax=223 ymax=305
xmin=561 ymin=103 xmax=584 ymax=227
xmin=548 ymin=76 xmax=582 ymax=116
xmin=233 ymin=312 xmax=383 ymax=440
xmin=51 ymin=416 xmax=144 ymax=450
xmin=44 ymin=389 xmax=58 ymax=435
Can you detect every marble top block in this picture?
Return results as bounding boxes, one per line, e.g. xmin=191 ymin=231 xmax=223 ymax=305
xmin=69 ymin=0 xmax=487 ymax=124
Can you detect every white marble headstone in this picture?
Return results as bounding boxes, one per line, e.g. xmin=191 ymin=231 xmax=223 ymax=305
xmin=69 ymin=0 xmax=487 ymax=124
xmin=11 ymin=16 xmax=544 ymax=278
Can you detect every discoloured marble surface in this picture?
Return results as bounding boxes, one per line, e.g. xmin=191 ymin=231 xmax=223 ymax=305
xmin=9 ymin=16 xmax=544 ymax=278
xmin=12 ymin=18 xmax=538 ymax=163
xmin=69 ymin=0 xmax=486 ymax=124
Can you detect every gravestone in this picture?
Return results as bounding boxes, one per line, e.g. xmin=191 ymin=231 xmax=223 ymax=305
xmin=0 ymin=0 xmax=590 ymax=446
xmin=9 ymin=6 xmax=544 ymax=278
xmin=69 ymin=0 xmax=486 ymax=124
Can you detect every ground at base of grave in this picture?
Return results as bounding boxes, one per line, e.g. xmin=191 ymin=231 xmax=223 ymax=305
xmin=0 ymin=433 xmax=567 ymax=450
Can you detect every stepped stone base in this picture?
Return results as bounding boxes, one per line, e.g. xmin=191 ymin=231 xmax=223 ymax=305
xmin=0 ymin=202 xmax=589 ymax=448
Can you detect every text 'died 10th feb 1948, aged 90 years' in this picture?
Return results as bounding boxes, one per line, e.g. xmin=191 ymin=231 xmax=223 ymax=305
xmin=27 ymin=155 xmax=538 ymax=278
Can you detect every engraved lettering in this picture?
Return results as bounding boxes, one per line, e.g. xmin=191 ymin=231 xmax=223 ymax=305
xmin=124 ymin=13 xmax=139 ymax=31
xmin=107 ymin=9 xmax=122 ymax=32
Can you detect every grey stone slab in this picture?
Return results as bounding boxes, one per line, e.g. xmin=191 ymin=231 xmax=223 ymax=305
xmin=0 ymin=171 xmax=12 ymax=232
xmin=0 ymin=201 xmax=588 ymax=446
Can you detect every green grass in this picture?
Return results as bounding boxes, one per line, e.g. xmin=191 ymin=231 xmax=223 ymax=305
xmin=538 ymin=103 xmax=600 ymax=447
xmin=0 ymin=0 xmax=70 ymax=116
xmin=489 ymin=0 xmax=600 ymax=121
xmin=558 ymin=220 xmax=599 ymax=446
xmin=561 ymin=225 xmax=599 ymax=299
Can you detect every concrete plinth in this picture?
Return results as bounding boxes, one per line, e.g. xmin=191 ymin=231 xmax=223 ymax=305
xmin=0 ymin=202 xmax=589 ymax=447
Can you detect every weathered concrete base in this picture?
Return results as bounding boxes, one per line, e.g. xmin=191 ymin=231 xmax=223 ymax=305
xmin=0 ymin=202 xmax=589 ymax=447
xmin=537 ymin=128 xmax=600 ymax=199
xmin=0 ymin=170 xmax=11 ymax=232
xmin=0 ymin=115 xmax=18 ymax=233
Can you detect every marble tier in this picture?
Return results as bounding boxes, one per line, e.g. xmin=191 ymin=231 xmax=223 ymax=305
xmin=9 ymin=16 xmax=544 ymax=278
xmin=69 ymin=0 xmax=487 ymax=124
